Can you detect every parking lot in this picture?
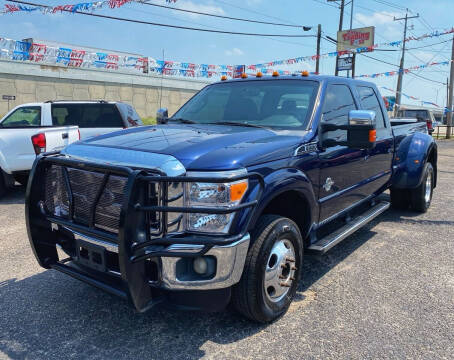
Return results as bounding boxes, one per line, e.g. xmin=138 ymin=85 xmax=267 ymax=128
xmin=0 ymin=140 xmax=453 ymax=360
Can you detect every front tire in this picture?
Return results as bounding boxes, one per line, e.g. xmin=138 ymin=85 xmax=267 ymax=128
xmin=232 ymin=215 xmax=303 ymax=323
xmin=410 ymin=162 xmax=434 ymax=212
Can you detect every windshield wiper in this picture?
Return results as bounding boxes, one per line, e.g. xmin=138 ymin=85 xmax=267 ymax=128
xmin=206 ymin=121 xmax=268 ymax=129
xmin=168 ymin=117 xmax=198 ymax=124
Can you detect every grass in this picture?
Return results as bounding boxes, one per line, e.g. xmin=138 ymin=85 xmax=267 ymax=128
xmin=142 ymin=117 xmax=156 ymax=125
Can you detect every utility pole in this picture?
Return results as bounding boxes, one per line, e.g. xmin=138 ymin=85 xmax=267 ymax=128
xmin=394 ymin=10 xmax=419 ymax=106
xmin=347 ymin=0 xmax=354 ymax=78
xmin=446 ymin=35 xmax=454 ymax=139
xmin=316 ymin=24 xmax=321 ymax=74
xmin=334 ymin=0 xmax=345 ymax=76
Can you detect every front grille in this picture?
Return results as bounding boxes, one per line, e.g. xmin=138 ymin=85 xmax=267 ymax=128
xmin=44 ymin=165 xmax=127 ymax=233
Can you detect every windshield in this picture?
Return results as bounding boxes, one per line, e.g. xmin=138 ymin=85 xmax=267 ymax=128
xmin=172 ymin=80 xmax=319 ymax=129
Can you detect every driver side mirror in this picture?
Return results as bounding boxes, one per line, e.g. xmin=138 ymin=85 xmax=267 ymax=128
xmin=320 ymin=110 xmax=376 ymax=149
xmin=156 ymin=108 xmax=168 ymax=124
xmin=346 ymin=110 xmax=377 ymax=149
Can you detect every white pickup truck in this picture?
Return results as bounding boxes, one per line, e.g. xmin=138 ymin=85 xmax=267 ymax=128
xmin=0 ymin=100 xmax=142 ymax=196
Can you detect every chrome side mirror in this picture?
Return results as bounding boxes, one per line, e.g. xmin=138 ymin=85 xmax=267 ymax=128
xmin=156 ymin=108 xmax=168 ymax=124
xmin=349 ymin=110 xmax=376 ymax=127
xmin=347 ymin=110 xmax=377 ymax=149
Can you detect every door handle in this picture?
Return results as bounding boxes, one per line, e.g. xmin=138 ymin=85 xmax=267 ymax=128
xmin=62 ymin=133 xmax=68 ymax=139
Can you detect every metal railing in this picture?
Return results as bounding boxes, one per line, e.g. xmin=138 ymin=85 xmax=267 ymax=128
xmin=432 ymin=125 xmax=454 ymax=139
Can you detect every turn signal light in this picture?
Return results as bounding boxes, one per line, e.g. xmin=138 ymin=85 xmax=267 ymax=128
xmin=369 ymin=129 xmax=377 ymax=143
xmin=256 ymin=72 xmax=263 ymax=78
xmin=241 ymin=73 xmax=248 ymax=79
xmin=230 ymin=181 xmax=248 ymax=202
xmin=221 ymin=75 xmax=227 ymax=81
xmin=272 ymin=71 xmax=279 ymax=77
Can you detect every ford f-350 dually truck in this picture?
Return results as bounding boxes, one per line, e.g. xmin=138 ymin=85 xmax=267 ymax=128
xmin=26 ymin=75 xmax=437 ymax=323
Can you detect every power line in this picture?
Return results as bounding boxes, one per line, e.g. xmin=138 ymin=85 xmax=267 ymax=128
xmin=370 ymin=0 xmax=406 ymax=11
xmin=216 ymin=0 xmax=299 ymax=26
xmin=141 ymin=1 xmax=310 ymax=29
xmin=407 ymin=71 xmax=446 ymax=85
xmin=6 ymin=0 xmax=316 ymax=37
xmin=122 ymin=6 xmax=315 ymax=49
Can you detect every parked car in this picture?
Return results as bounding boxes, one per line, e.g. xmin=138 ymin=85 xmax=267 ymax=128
xmin=26 ymin=75 xmax=437 ymax=323
xmin=0 ymin=100 xmax=142 ymax=196
xmin=0 ymin=104 xmax=80 ymax=195
xmin=395 ymin=105 xmax=436 ymax=134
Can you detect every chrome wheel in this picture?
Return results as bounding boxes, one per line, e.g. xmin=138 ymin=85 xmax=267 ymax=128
xmin=424 ymin=172 xmax=432 ymax=204
xmin=264 ymin=239 xmax=296 ymax=303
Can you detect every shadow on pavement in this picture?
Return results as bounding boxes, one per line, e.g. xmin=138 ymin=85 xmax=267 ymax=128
xmin=0 ymin=185 xmax=25 ymax=205
xmin=0 ymin=223 xmax=381 ymax=359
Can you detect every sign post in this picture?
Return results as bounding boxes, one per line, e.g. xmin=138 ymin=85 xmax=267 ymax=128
xmin=2 ymin=95 xmax=15 ymax=112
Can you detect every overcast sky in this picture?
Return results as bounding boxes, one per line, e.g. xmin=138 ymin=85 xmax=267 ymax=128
xmin=1 ymin=0 xmax=453 ymax=107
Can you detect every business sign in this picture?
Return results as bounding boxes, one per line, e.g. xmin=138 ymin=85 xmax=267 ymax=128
xmin=233 ymin=65 xmax=245 ymax=78
xmin=337 ymin=26 xmax=375 ymax=52
xmin=337 ymin=56 xmax=353 ymax=71
xmin=2 ymin=95 xmax=15 ymax=101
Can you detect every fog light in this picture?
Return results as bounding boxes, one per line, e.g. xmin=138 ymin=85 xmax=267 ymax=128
xmin=193 ymin=257 xmax=208 ymax=274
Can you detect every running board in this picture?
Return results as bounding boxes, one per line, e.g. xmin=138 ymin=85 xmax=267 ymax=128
xmin=308 ymin=201 xmax=390 ymax=254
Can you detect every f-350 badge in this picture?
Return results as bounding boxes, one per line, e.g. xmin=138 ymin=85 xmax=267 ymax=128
xmin=323 ymin=177 xmax=335 ymax=192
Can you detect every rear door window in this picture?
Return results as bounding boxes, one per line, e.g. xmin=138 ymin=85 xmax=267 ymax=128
xmin=1 ymin=106 xmax=41 ymax=127
xmin=51 ymin=104 xmax=123 ymax=128
xmin=116 ymin=103 xmax=142 ymax=127
xmin=356 ymin=86 xmax=386 ymax=128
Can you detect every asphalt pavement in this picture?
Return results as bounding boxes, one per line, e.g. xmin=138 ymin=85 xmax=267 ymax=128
xmin=1 ymin=141 xmax=453 ymax=359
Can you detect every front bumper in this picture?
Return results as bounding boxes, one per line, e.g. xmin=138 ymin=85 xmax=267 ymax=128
xmin=26 ymin=153 xmax=262 ymax=312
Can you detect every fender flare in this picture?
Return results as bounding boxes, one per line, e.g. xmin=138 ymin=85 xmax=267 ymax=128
xmin=392 ymin=132 xmax=437 ymax=189
xmin=240 ymin=168 xmax=318 ymax=239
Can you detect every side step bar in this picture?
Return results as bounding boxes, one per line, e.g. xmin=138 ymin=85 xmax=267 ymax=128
xmin=308 ymin=201 xmax=390 ymax=254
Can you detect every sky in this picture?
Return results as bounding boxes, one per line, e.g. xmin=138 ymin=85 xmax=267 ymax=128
xmin=0 ymin=0 xmax=453 ymax=108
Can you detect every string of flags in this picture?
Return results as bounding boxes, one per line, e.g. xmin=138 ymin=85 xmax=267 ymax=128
xmin=251 ymin=27 xmax=454 ymax=69
xmin=1 ymin=0 xmax=179 ymax=15
xmin=357 ymin=60 xmax=452 ymax=79
xmin=380 ymin=86 xmax=452 ymax=113
xmin=2 ymin=0 xmax=139 ymax=14
xmin=0 ymin=37 xmax=149 ymax=72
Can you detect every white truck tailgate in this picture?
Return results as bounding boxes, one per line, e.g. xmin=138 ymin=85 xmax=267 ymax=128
xmin=45 ymin=126 xmax=79 ymax=152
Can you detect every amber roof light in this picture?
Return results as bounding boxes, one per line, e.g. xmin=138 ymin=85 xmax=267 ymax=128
xmin=221 ymin=75 xmax=227 ymax=81
xmin=256 ymin=72 xmax=263 ymax=78
xmin=241 ymin=73 xmax=248 ymax=79
xmin=272 ymin=71 xmax=279 ymax=77
xmin=302 ymin=70 xmax=309 ymax=77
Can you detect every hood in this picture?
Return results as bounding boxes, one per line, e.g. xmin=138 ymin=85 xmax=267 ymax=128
xmin=63 ymin=124 xmax=307 ymax=171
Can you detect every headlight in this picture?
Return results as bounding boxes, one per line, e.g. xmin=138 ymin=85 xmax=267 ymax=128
xmin=184 ymin=170 xmax=249 ymax=234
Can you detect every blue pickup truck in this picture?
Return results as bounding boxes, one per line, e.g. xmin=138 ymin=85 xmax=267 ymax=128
xmin=26 ymin=74 xmax=437 ymax=323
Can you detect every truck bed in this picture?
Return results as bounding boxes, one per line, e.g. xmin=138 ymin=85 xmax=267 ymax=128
xmin=391 ymin=121 xmax=428 ymax=149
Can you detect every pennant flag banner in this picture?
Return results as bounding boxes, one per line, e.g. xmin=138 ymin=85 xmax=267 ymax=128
xmin=1 ymin=0 xmax=139 ymax=14
xmin=251 ymin=27 xmax=454 ymax=69
xmin=0 ymin=37 xmax=149 ymax=72
xmin=380 ymin=86 xmax=452 ymax=113
xmin=357 ymin=60 xmax=452 ymax=79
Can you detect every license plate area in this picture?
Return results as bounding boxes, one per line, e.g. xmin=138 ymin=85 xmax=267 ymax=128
xmin=75 ymin=239 xmax=107 ymax=272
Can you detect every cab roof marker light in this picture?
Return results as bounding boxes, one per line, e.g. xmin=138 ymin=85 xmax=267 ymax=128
xmin=241 ymin=73 xmax=248 ymax=79
xmin=272 ymin=71 xmax=279 ymax=77
xmin=302 ymin=70 xmax=309 ymax=77
xmin=256 ymin=72 xmax=263 ymax=78
xmin=221 ymin=75 xmax=227 ymax=81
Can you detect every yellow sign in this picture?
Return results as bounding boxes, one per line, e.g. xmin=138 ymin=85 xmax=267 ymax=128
xmin=337 ymin=26 xmax=375 ymax=52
